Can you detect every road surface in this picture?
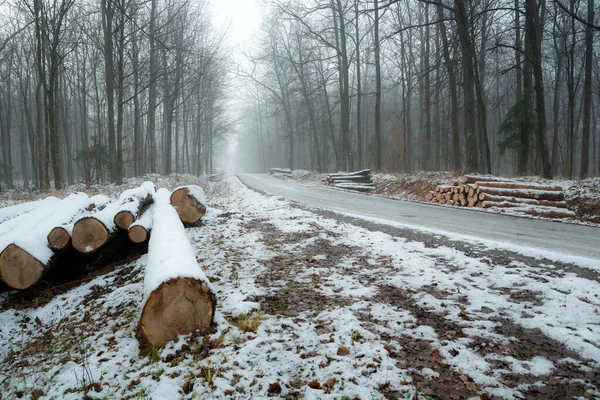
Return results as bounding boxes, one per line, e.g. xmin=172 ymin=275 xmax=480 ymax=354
xmin=237 ymin=173 xmax=600 ymax=262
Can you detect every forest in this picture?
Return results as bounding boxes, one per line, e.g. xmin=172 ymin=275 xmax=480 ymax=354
xmin=0 ymin=0 xmax=230 ymax=190
xmin=236 ymin=0 xmax=599 ymax=179
xmin=0 ymin=0 xmax=598 ymax=192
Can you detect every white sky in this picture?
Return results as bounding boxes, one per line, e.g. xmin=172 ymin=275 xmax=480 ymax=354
xmin=208 ymin=0 xmax=264 ymax=170
xmin=210 ymin=0 xmax=262 ymax=49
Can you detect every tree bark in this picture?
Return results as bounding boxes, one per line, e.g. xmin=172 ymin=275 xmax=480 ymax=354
xmin=374 ymin=0 xmax=382 ymax=171
xmin=579 ymin=0 xmax=594 ymax=178
xmin=454 ymin=0 xmax=478 ymax=171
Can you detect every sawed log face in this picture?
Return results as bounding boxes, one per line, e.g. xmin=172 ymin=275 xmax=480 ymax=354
xmin=139 ymin=278 xmax=216 ymax=347
xmin=170 ymin=188 xmax=206 ymax=224
xmin=48 ymin=227 xmax=71 ymax=251
xmin=0 ymin=244 xmax=52 ymax=290
xmin=72 ymin=217 xmax=110 ymax=253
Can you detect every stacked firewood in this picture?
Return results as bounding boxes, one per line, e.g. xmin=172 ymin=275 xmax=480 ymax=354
xmin=425 ymin=175 xmax=575 ymax=219
xmin=323 ymin=169 xmax=375 ymax=193
xmin=0 ymin=182 xmax=215 ymax=346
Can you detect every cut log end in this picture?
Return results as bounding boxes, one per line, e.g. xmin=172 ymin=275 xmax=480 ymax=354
xmin=129 ymin=225 xmax=149 ymax=244
xmin=140 ymin=278 xmax=215 ymax=347
xmin=72 ymin=218 xmax=109 ymax=253
xmin=114 ymin=211 xmax=135 ymax=230
xmin=0 ymin=244 xmax=45 ymax=290
xmin=48 ymin=227 xmax=71 ymax=251
xmin=170 ymin=188 xmax=207 ymax=224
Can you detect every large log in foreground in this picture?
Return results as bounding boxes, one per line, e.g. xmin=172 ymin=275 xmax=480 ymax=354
xmin=0 ymin=193 xmax=92 ymax=289
xmin=139 ymin=188 xmax=215 ymax=347
xmin=170 ymin=185 xmax=207 ymax=224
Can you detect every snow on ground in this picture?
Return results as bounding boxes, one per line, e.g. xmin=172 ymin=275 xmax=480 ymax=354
xmin=1 ymin=174 xmax=599 ymax=399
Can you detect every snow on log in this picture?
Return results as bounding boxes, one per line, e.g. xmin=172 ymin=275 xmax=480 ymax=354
xmin=334 ymin=183 xmax=375 ymax=192
xmin=478 ymin=193 xmax=568 ymax=209
xmin=328 ymin=169 xmax=370 ymax=178
xmin=460 ymin=174 xmax=511 ymax=184
xmin=479 ymin=201 xmax=521 ymax=209
xmin=501 ymin=205 xmax=576 ymax=219
xmin=473 ymin=181 xmax=562 ymax=192
xmin=48 ymin=195 xmax=112 ymax=251
xmin=0 ymin=193 xmax=91 ymax=289
xmin=170 ymin=185 xmax=207 ymax=224
xmin=329 ymin=175 xmax=372 ymax=183
xmin=128 ymin=203 xmax=155 ymax=244
xmin=477 ymin=186 xmax=564 ymax=201
xmin=269 ymin=168 xmax=292 ymax=175
xmin=71 ymin=200 xmax=121 ymax=254
xmin=114 ymin=182 xmax=156 ymax=230
xmin=0 ymin=197 xmax=60 ymax=225
xmin=139 ymin=188 xmax=215 ymax=347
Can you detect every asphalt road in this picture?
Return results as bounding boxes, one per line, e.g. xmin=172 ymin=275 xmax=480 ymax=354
xmin=237 ymin=173 xmax=600 ymax=262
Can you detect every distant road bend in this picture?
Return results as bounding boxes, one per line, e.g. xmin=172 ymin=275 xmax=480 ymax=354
xmin=237 ymin=173 xmax=600 ymax=262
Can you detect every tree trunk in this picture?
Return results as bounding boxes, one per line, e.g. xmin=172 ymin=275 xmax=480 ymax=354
xmin=454 ymin=0 xmax=478 ymax=171
xmin=354 ymin=0 xmax=363 ymax=169
xmin=374 ymin=0 xmax=382 ymax=171
xmin=579 ymin=0 xmax=594 ymax=178
xmin=147 ymin=0 xmax=158 ymax=173
xmin=526 ymin=0 xmax=552 ymax=178
xmin=101 ymin=0 xmax=117 ymax=183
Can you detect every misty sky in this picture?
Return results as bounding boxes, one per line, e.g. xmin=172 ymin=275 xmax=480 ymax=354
xmin=211 ymin=0 xmax=262 ymax=48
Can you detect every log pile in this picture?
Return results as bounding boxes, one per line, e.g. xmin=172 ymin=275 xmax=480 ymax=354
xmin=0 ymin=182 xmax=213 ymax=346
xmin=425 ymin=175 xmax=575 ymax=219
xmin=323 ymin=169 xmax=375 ymax=193
xmin=269 ymin=167 xmax=292 ymax=176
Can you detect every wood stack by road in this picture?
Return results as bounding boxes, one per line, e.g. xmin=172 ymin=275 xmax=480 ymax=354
xmin=324 ymin=169 xmax=375 ymax=193
xmin=425 ymin=175 xmax=575 ymax=219
xmin=269 ymin=168 xmax=292 ymax=176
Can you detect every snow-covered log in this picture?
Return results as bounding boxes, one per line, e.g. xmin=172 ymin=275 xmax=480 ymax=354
xmin=329 ymin=175 xmax=372 ymax=184
xmin=0 ymin=193 xmax=91 ymax=289
xmin=0 ymin=197 xmax=60 ymax=225
xmin=473 ymin=181 xmax=562 ymax=192
xmin=71 ymin=200 xmax=121 ymax=254
xmin=460 ymin=174 xmax=511 ymax=184
xmin=269 ymin=168 xmax=292 ymax=175
xmin=501 ymin=205 xmax=576 ymax=219
xmin=478 ymin=193 xmax=568 ymax=209
xmin=477 ymin=186 xmax=564 ymax=201
xmin=139 ymin=188 xmax=215 ymax=347
xmin=333 ymin=183 xmax=375 ymax=192
xmin=170 ymin=185 xmax=207 ymax=224
xmin=47 ymin=195 xmax=112 ymax=251
xmin=114 ymin=182 xmax=156 ymax=230
xmin=128 ymin=203 xmax=155 ymax=243
xmin=328 ymin=169 xmax=370 ymax=178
